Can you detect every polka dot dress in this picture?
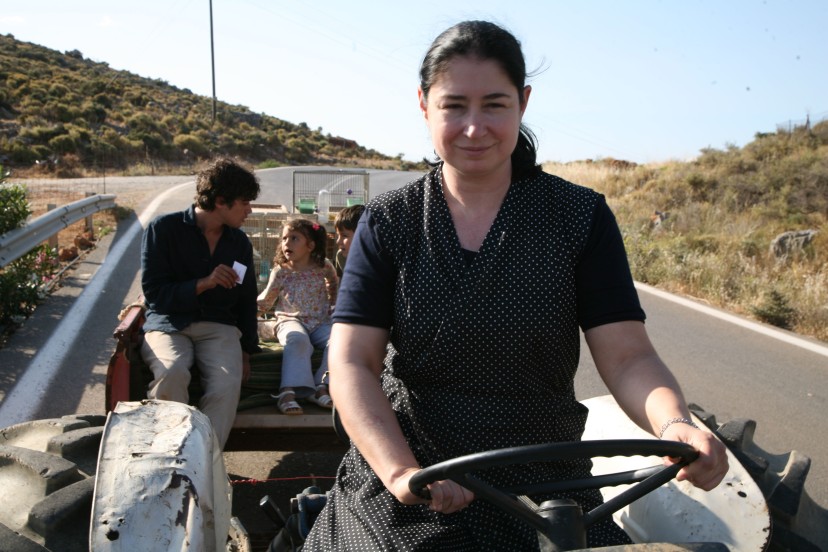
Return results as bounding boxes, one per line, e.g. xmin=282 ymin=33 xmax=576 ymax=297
xmin=305 ymin=167 xmax=632 ymax=550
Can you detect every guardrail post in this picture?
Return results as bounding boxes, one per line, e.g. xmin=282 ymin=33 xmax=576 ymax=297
xmin=46 ymin=203 xmax=59 ymax=249
xmin=85 ymin=191 xmax=95 ymax=238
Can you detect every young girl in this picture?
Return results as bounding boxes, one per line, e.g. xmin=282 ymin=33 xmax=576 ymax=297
xmin=257 ymin=219 xmax=338 ymax=415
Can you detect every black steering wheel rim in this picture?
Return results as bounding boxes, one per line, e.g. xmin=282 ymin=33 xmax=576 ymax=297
xmin=409 ymin=439 xmax=698 ymax=532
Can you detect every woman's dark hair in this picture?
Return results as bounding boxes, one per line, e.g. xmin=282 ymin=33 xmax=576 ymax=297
xmin=419 ymin=20 xmax=540 ymax=180
xmin=195 ymin=157 xmax=260 ymax=211
xmin=275 ymin=218 xmax=328 ymax=268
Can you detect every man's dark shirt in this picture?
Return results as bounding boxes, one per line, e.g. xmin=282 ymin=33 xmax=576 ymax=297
xmin=141 ymin=204 xmax=259 ymax=354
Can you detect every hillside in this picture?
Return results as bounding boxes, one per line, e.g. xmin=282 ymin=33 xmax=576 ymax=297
xmin=0 ymin=33 xmax=420 ymax=176
xmin=544 ymin=119 xmax=828 ymax=341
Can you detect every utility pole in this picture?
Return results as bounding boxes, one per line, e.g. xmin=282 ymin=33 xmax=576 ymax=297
xmin=209 ymin=0 xmax=217 ymax=124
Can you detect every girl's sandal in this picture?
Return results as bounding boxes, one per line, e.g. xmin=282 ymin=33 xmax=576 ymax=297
xmin=272 ymin=390 xmax=303 ymax=415
xmin=308 ymin=385 xmax=333 ymax=409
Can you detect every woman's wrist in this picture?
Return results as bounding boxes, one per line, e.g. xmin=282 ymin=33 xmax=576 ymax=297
xmin=658 ymin=416 xmax=699 ymax=439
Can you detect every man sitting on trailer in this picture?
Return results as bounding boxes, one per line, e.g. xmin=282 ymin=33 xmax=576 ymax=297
xmin=139 ymin=157 xmax=261 ymax=449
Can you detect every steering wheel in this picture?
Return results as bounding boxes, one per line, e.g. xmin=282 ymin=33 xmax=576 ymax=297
xmin=409 ymin=439 xmax=698 ymax=545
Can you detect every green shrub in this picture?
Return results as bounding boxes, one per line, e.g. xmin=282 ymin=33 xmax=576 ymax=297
xmin=740 ymin=237 xmax=762 ymax=258
xmin=81 ymin=100 xmax=107 ymax=124
xmin=173 ymin=133 xmax=210 ymax=158
xmin=48 ymin=83 xmax=71 ymax=98
xmin=751 ymin=290 xmax=796 ymax=330
xmin=0 ymin=179 xmax=30 ymax=234
xmin=685 ymin=173 xmax=718 ymax=202
xmin=0 ymin=244 xmax=59 ymax=327
xmin=48 ymin=132 xmax=78 ymax=154
xmin=0 ymin=172 xmax=59 ymax=328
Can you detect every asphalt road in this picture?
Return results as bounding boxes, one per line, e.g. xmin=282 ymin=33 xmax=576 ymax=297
xmin=1 ymin=168 xmax=826 ymax=547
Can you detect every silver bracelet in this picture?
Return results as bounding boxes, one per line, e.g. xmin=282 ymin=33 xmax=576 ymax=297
xmin=659 ymin=417 xmax=699 ymax=439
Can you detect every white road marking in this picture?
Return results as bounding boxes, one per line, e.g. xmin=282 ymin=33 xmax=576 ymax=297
xmin=636 ymin=281 xmax=828 ymax=359
xmin=0 ymin=182 xmax=192 ymax=427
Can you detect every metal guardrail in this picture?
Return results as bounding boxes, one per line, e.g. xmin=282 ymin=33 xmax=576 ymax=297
xmin=0 ymin=193 xmax=117 ymax=268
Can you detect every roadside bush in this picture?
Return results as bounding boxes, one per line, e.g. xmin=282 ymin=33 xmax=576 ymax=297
xmin=0 ymin=245 xmax=58 ymax=328
xmin=54 ymin=154 xmax=83 ymax=178
xmin=751 ymin=290 xmax=796 ymax=330
xmin=0 ymin=179 xmax=30 ymax=234
xmin=0 ymin=171 xmax=59 ymax=329
xmin=258 ymin=159 xmax=284 ymax=169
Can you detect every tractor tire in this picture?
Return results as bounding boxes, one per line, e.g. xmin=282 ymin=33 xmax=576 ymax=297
xmin=2 ymin=409 xmax=824 ymax=551
xmin=689 ymin=404 xmax=826 ymax=552
xmin=0 ymin=414 xmax=106 ymax=552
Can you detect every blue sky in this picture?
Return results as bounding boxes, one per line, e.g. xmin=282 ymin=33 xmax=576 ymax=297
xmin=2 ymin=1 xmax=826 ymax=164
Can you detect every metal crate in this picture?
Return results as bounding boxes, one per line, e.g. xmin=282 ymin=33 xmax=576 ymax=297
xmin=292 ymin=169 xmax=369 ymax=222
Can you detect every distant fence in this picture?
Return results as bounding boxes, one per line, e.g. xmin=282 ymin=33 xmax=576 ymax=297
xmin=0 ymin=194 xmax=116 ymax=268
xmin=775 ymin=111 xmax=828 ymax=133
xmin=18 ymin=176 xmax=109 ymax=215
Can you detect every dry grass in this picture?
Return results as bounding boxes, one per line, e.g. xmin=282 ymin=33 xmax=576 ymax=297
xmin=543 ymin=161 xmax=828 ymax=343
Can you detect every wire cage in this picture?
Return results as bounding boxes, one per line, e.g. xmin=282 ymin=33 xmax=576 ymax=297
xmin=292 ymin=169 xmax=369 ymax=222
xmin=241 ymin=206 xmax=290 ymax=292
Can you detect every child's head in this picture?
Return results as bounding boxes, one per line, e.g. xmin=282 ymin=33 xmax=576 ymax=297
xmin=334 ymin=205 xmax=365 ymax=258
xmin=275 ymin=218 xmax=328 ymax=267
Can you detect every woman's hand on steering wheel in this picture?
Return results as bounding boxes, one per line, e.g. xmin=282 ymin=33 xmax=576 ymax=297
xmin=391 ymin=467 xmax=475 ymax=514
xmin=662 ymin=424 xmax=729 ymax=491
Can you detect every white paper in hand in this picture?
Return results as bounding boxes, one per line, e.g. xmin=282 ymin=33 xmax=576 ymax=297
xmin=232 ymin=261 xmax=247 ymax=284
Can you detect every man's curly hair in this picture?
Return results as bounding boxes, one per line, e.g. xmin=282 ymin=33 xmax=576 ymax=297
xmin=195 ymin=157 xmax=260 ymax=210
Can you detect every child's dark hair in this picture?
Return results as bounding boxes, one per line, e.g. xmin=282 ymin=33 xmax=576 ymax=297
xmin=275 ymin=218 xmax=328 ymax=267
xmin=334 ymin=204 xmax=365 ymax=232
